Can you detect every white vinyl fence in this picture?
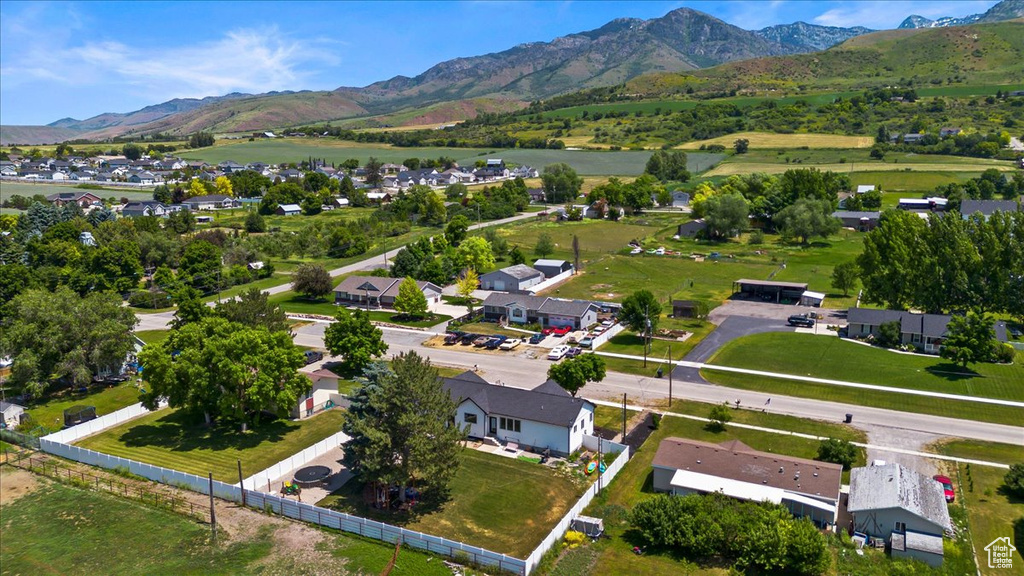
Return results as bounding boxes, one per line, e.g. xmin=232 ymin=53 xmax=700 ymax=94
xmin=240 ymin=430 xmax=350 ymax=490
xmin=43 ymin=400 xmax=166 ymax=445
xmin=588 ymin=322 xmax=625 ymax=349
xmin=526 ymin=269 xmax=575 ymax=295
xmin=523 ymin=435 xmax=630 ymax=573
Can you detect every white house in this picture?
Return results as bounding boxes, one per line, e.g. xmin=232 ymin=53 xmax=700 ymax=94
xmin=848 ymin=463 xmax=951 ymax=567
xmin=1 ymin=400 xmax=26 ymax=429
xmin=651 ymin=437 xmax=842 ymax=527
xmin=443 ymin=372 xmax=595 ymax=456
xmin=184 ymin=194 xmax=239 ymax=211
xmin=293 ymin=367 xmax=346 ymax=419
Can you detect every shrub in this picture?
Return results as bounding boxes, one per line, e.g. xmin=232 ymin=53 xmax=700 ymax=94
xmin=651 ymin=413 xmax=661 ymax=429
xmin=748 ymin=230 xmax=764 ymax=244
xmin=563 ymin=530 xmax=585 ymax=549
xmin=994 ymin=343 xmax=1016 ymax=364
xmin=816 ymin=438 xmax=857 ymax=470
xmin=707 ymin=402 xmax=732 ymax=431
xmin=1005 ymin=463 xmax=1024 ymax=498
xmin=876 ymin=320 xmax=902 ymax=348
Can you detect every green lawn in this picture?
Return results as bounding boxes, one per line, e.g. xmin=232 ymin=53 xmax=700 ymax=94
xmin=541 ymin=411 xmax=863 ymax=575
xmin=23 ymin=384 xmax=142 ymax=434
xmin=201 ymin=273 xmax=293 ymax=302
xmin=268 ymin=290 xmax=450 ymax=327
xmin=318 ymin=449 xmax=587 ymax=558
xmin=593 ymin=406 xmax=640 ymax=432
xmin=0 ymin=181 xmax=155 ymax=202
xmin=135 ymin=330 xmax=171 ymax=346
xmin=208 ymin=206 xmax=380 ymax=232
xmin=598 ymin=318 xmax=715 ymax=361
xmin=709 ymin=333 xmax=1024 ymax=402
xmin=451 ymin=321 xmax=528 ymax=337
xmin=0 ymin=469 xmax=458 ymax=576
xmin=931 ymin=439 xmax=1024 ymax=467
xmin=76 ymin=409 xmax=346 ymax=482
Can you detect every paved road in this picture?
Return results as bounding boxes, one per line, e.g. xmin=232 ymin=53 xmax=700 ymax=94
xmin=289 ymin=322 xmax=1024 ymax=447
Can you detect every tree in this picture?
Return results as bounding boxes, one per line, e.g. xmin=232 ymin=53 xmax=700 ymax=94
xmin=244 ymin=210 xmax=266 ymax=233
xmin=940 ymin=311 xmax=996 ymax=366
xmin=1 ymin=287 xmax=138 ymax=397
xmin=734 ymin=138 xmax=750 ymax=154
xmin=341 ymin=352 xmax=464 ymax=506
xmin=541 ymin=163 xmax=583 ymax=204
xmin=619 ymin=290 xmax=662 ymax=338
xmin=534 ymin=233 xmax=555 ymax=257
xmin=139 ymin=317 xmax=309 ymax=431
xmin=816 ymin=438 xmax=857 ymax=470
xmin=324 ymin=309 xmax=388 ymax=373
xmin=456 ymin=268 xmax=479 ymax=314
xmin=364 ymin=157 xmax=383 ymax=188
xmin=483 ymin=228 xmax=508 ymax=259
xmin=215 ymin=287 xmax=289 ymax=333
xmin=876 ymin=320 xmax=902 ymax=349
xmin=122 ymin=143 xmax=143 ymax=160
xmin=857 ymin=210 xmax=927 ymax=310
xmin=546 ymin=354 xmax=606 ymax=397
xmin=572 ymin=234 xmax=581 ymax=272
xmin=509 ymin=245 xmax=526 ymax=265
xmin=292 ymin=263 xmax=332 ymax=300
xmin=455 ymin=236 xmax=495 ymax=272
xmin=708 ymin=402 xmax=732 ymax=431
xmin=171 ymin=285 xmax=208 ymax=329
xmin=775 ymin=198 xmax=841 ymax=244
xmin=188 ymin=178 xmax=208 ymax=198
xmin=644 ymin=150 xmax=690 ymax=182
xmin=179 ymin=239 xmax=221 ymax=291
xmin=166 ymin=209 xmax=195 ymax=234
xmin=445 ymin=214 xmax=470 ymax=245
xmin=830 ymin=261 xmax=858 ymax=296
xmin=445 ymin=183 xmax=467 ymax=200
xmin=703 ymin=192 xmax=749 ymax=239
xmin=393 ymin=276 xmax=428 ymax=318
xmin=214 ymin=175 xmax=233 ymax=197
xmin=1004 ymin=463 xmax=1024 ymax=498
xmin=188 ymin=132 xmax=215 ymax=148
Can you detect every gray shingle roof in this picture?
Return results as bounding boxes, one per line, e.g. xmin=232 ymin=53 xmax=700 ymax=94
xmin=832 ymin=211 xmax=881 ymax=220
xmin=847 ymin=464 xmax=951 ymax=531
xmin=960 ymin=199 xmax=1020 ymax=217
xmin=485 ymin=264 xmax=544 ymax=281
xmin=442 ymin=372 xmax=592 ymax=427
xmin=538 ymin=298 xmax=598 ymax=317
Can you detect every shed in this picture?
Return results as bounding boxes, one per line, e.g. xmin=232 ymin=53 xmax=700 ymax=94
xmin=1 ymin=401 xmax=26 ymax=429
xmin=64 ymin=405 xmax=97 ymax=427
xmin=672 ymin=300 xmax=699 ymax=318
xmin=733 ymin=279 xmax=808 ymax=303
xmin=533 ymin=259 xmax=573 ymax=279
xmin=677 ymin=219 xmax=707 ymax=238
xmin=276 ymin=204 xmax=301 ymax=216
xmin=800 ymin=291 xmax=826 ymax=307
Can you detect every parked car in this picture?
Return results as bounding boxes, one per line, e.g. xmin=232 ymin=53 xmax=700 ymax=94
xmin=460 ymin=333 xmax=478 ymax=345
xmin=552 ymin=325 xmax=572 ymax=336
xmin=443 ymin=332 xmax=463 ymax=345
xmin=485 ymin=336 xmax=507 ymax=350
xmin=303 ymin=350 xmax=324 ymax=365
xmin=654 ymin=247 xmax=665 ymax=255
xmin=473 ymin=335 xmax=493 ymax=347
xmin=600 ymin=320 xmax=614 ymax=328
xmin=528 ymin=333 xmax=545 ymax=344
xmin=579 ymin=336 xmax=594 ymax=349
xmin=547 ymin=345 xmax=570 ymax=360
xmin=787 ymin=314 xmax=815 ymax=328
xmin=565 ymin=347 xmax=583 ymax=358
xmin=933 ymin=475 xmax=955 ymax=503
xmin=592 ymin=326 xmax=606 ymax=335
xmin=499 ymin=338 xmax=521 ymax=350
xmin=542 ymin=327 xmax=556 ymax=336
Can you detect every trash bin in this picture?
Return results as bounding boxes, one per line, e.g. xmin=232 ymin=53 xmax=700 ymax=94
xmin=656 ymin=368 xmax=663 ymax=378
xmin=844 ymin=413 xmax=853 ymax=424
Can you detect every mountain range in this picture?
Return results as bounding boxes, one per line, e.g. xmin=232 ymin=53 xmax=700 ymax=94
xmin=2 ymin=0 xmax=1022 ymax=145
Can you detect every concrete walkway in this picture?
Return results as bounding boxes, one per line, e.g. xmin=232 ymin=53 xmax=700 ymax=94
xmin=596 ymin=350 xmax=1024 ymax=409
xmin=590 ymin=399 xmax=1010 ymax=470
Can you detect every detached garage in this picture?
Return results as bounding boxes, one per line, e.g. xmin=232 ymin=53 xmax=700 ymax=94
xmin=733 ymin=279 xmax=808 ymax=304
xmin=480 ymin=264 xmax=545 ymax=292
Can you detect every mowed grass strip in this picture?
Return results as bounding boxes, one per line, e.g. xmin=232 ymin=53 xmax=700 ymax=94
xmin=318 ymin=449 xmax=585 ymax=558
xmin=708 ymin=333 xmax=1024 ymax=402
xmin=76 ymin=408 xmax=346 ymax=482
xmin=701 ymin=370 xmax=1023 ymax=427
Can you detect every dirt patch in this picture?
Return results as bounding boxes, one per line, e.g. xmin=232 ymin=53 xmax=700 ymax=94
xmin=0 ymin=467 xmax=40 ymax=505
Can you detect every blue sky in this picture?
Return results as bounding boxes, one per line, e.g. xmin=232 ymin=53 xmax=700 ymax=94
xmin=0 ymin=0 xmax=999 ymax=125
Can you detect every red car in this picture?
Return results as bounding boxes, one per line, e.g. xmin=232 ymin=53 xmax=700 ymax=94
xmin=933 ymin=475 xmax=955 ymax=503
xmin=552 ymin=326 xmax=572 ymax=336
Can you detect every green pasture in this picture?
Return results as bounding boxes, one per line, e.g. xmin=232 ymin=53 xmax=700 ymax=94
xmin=0 ymin=181 xmax=155 ymax=202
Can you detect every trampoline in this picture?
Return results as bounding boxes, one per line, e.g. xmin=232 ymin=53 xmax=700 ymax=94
xmin=293 ymin=465 xmax=331 ymax=487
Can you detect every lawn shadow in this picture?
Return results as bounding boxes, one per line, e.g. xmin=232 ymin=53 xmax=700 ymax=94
xmin=1015 ymin=517 xmax=1024 ymax=562
xmin=924 ymin=362 xmax=982 ymax=382
xmin=318 ymin=478 xmax=449 ymax=526
xmin=118 ymin=410 xmax=296 ymax=452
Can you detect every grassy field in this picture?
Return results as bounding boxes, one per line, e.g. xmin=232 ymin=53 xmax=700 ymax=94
xmin=23 ymin=384 xmax=141 ymax=434
xmin=0 ymin=469 xmax=457 ymax=576
xmin=709 ymin=333 xmax=1024 ymax=402
xmin=597 ymin=318 xmax=715 ymax=365
xmin=0 ymin=181 xmax=155 ymax=201
xmin=676 ymin=131 xmax=875 ymax=150
xmin=208 ymin=206 xmax=380 ymax=232
xmin=266 ymin=290 xmax=449 ymax=327
xmin=179 ymin=138 xmax=724 ymax=176
xmin=135 ymin=329 xmax=170 ymax=346
xmin=593 ymin=405 xmax=640 ymax=432
xmin=76 ymin=408 xmax=346 ymax=482
xmin=705 ymin=148 xmax=1016 ymax=177
xmin=318 ymin=448 xmax=587 ymax=558
xmin=932 ymin=440 xmax=1024 ymax=576
xmin=540 ymin=411 xmax=863 ymax=575
xmin=847 ymin=170 xmax=980 ymax=192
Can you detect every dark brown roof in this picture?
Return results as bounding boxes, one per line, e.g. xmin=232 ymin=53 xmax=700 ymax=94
xmin=652 ymin=437 xmax=842 ymax=501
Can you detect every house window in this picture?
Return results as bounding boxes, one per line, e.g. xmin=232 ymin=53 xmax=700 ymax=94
xmin=590 ymin=412 xmax=593 ymax=422
xmin=894 ymin=521 xmax=906 ymax=533
xmin=499 ymin=417 xmax=521 ymax=433
xmin=464 ymin=413 xmax=477 ymax=424
xmin=573 ymin=424 xmax=577 ymax=433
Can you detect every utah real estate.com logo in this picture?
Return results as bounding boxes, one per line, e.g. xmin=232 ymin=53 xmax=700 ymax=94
xmin=985 ymin=536 xmax=1016 ymax=569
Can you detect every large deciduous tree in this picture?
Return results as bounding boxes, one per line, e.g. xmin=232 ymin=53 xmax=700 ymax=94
xmin=292 ymin=263 xmax=333 ymax=300
xmin=215 ymin=286 xmax=290 ymax=333
xmin=139 ymin=317 xmax=310 ymax=431
xmin=1 ymin=287 xmax=138 ymax=396
xmin=393 ymin=276 xmax=428 ymax=318
xmin=857 ymin=210 xmax=927 ymax=311
xmin=703 ymin=192 xmax=749 ymax=239
xmin=324 ymin=309 xmax=388 ymax=373
xmin=342 ymin=352 xmax=464 ymax=505
xmin=547 ymin=354 xmax=606 ymax=397
xmin=444 ymin=215 xmax=470 ymax=246
xmin=940 ymin=311 xmax=996 ymax=367
xmin=455 ymin=236 xmax=495 ymax=272
xmin=619 ymin=290 xmax=662 ymax=337
xmin=830 ymin=261 xmax=858 ymax=297
xmin=774 ymin=198 xmax=840 ymax=244
xmin=541 ymin=163 xmax=583 ymax=204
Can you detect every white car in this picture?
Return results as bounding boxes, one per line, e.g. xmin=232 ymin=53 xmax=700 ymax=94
xmin=547 ymin=345 xmax=570 ymax=360
xmin=654 ymin=247 xmax=665 ymax=255
xmin=601 ymin=320 xmax=614 ymax=327
xmin=499 ymin=338 xmax=521 ymax=350
xmin=630 ymin=247 xmax=642 ymax=254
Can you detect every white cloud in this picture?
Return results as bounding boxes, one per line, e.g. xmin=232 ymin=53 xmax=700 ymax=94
xmin=813 ymin=1 xmax=996 ymax=29
xmin=1 ymin=23 xmax=339 ymax=102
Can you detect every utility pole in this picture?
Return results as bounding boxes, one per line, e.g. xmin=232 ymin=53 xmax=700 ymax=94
xmin=668 ymin=344 xmax=673 ymax=407
xmin=237 ymin=460 xmax=246 ymax=507
xmin=621 ymin=393 xmax=627 ymax=439
xmin=643 ymin=303 xmax=651 ymax=367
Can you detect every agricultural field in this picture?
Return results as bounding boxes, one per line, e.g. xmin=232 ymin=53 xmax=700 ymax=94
xmin=0 ymin=469 xmax=456 ymax=576
xmin=704 ymin=148 xmax=1016 ymax=177
xmin=676 ymin=131 xmax=875 ymax=150
xmin=75 ymin=408 xmax=346 ymax=482
xmin=180 ymin=138 xmax=724 ymax=176
xmin=208 ymin=206 xmax=379 ymax=231
xmin=318 ymin=448 xmax=587 ymax=558
xmin=0 ymin=181 xmax=156 ymax=202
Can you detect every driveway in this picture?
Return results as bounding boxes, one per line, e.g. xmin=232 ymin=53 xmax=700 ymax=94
xmin=708 ymin=299 xmax=846 ymax=325
xmin=672 ymin=316 xmax=793 ymax=383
